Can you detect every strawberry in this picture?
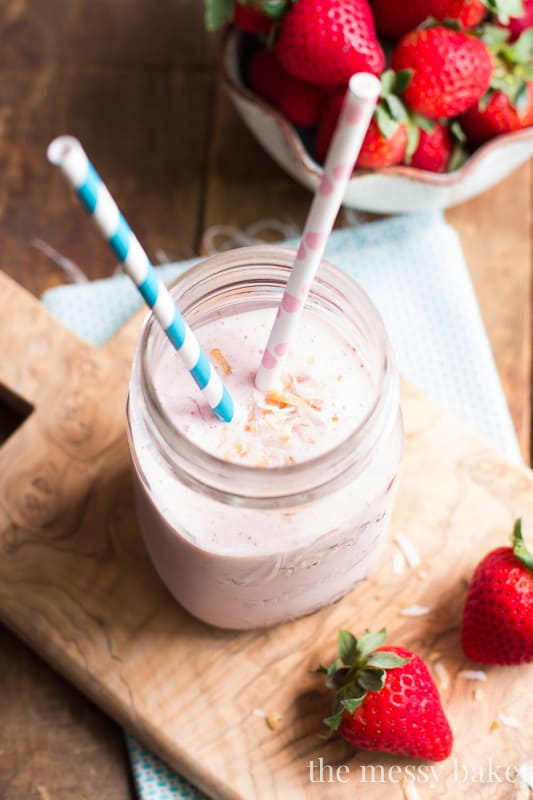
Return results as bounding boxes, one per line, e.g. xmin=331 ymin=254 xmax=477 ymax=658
xmin=462 ymin=82 xmax=533 ymax=143
xmin=372 ymin=0 xmax=430 ymax=40
xmin=462 ymin=26 xmax=533 ymax=144
xmin=247 ymin=47 xmax=324 ymax=127
xmin=408 ymin=120 xmax=454 ymax=171
xmin=318 ymin=629 xmax=453 ymax=761
xmin=315 ymin=71 xmax=410 ymax=166
xmin=233 ymin=3 xmax=275 ymax=35
xmin=274 ymin=0 xmax=385 ymax=86
xmin=424 ymin=0 xmax=489 ymax=27
xmin=392 ymin=27 xmax=493 ymax=119
xmin=356 ymin=118 xmax=409 ymax=167
xmin=405 ymin=117 xmax=468 ymax=172
xmin=373 ymin=0 xmax=488 ymax=40
xmin=461 ymin=519 xmax=533 ymax=665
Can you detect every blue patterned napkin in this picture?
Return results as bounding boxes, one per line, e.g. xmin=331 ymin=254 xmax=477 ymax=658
xmin=41 ymin=211 xmax=521 ymax=800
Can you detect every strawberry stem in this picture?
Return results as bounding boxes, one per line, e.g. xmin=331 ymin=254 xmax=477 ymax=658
xmin=317 ymin=629 xmax=411 ymax=732
xmin=512 ymin=518 xmax=533 ymax=571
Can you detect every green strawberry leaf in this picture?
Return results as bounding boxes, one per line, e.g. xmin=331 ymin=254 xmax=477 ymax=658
xmin=342 ymin=696 xmax=365 ymax=714
xmin=405 ymin=119 xmax=420 ymax=162
xmin=358 ymin=668 xmax=386 ymax=692
xmin=411 ymin=112 xmax=435 ymax=134
xmin=366 ymin=651 xmax=412 ymax=669
xmin=491 ymin=69 xmax=529 ymax=108
xmin=504 ymin=29 xmax=533 ymax=64
xmin=327 ymin=658 xmax=340 ymax=675
xmin=394 ymin=69 xmax=413 ymax=95
xmin=260 ymin=0 xmax=290 ymax=18
xmin=448 ymin=140 xmax=469 ymax=172
xmin=478 ymin=89 xmax=494 ymax=112
xmin=482 ymin=0 xmax=524 ymax=24
xmin=357 ymin=629 xmax=387 ymax=659
xmin=338 ymin=631 xmax=358 ymax=665
xmin=383 ymin=94 xmax=408 ymax=123
xmin=478 ymin=23 xmax=511 ymax=47
xmin=316 ymin=664 xmax=328 ymax=674
xmin=380 ymin=70 xmax=397 ymax=96
xmin=450 ymin=120 xmax=467 ymax=143
xmin=324 ymin=710 xmax=345 ymax=731
xmin=512 ymin=518 xmax=533 ymax=571
xmin=204 ymin=0 xmax=235 ymax=30
xmin=521 ymin=63 xmax=533 ymax=81
xmin=375 ymin=104 xmax=400 ymax=139
xmin=325 ymin=665 xmax=351 ymax=690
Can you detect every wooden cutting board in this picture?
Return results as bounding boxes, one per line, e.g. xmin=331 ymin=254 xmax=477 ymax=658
xmin=1 ymin=269 xmax=532 ymax=800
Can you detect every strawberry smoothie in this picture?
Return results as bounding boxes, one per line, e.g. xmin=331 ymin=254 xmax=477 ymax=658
xmin=127 ymin=247 xmax=403 ymax=629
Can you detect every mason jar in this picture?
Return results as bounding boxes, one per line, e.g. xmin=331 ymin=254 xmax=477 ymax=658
xmin=126 ymin=246 xmax=403 ymax=629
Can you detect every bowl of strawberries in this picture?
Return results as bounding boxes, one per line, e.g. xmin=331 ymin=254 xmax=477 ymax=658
xmin=211 ymin=0 xmax=533 ymax=212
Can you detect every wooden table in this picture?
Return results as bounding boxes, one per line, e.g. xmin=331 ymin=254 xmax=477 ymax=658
xmin=0 ymin=2 xmax=531 ymax=798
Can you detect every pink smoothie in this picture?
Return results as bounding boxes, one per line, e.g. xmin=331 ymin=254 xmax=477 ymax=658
xmin=128 ymin=300 xmax=402 ymax=628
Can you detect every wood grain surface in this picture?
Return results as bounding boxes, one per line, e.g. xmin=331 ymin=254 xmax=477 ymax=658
xmin=0 ymin=2 xmax=531 ymax=799
xmin=1 ymin=271 xmax=533 ymax=800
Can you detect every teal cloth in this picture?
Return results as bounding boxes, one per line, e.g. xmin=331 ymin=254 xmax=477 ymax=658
xmin=41 ymin=212 xmax=520 ymax=800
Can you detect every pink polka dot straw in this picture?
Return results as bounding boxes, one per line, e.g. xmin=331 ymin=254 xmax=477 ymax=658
xmin=255 ymin=73 xmax=381 ymax=392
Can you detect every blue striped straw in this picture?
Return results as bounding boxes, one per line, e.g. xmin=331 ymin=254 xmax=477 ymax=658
xmin=47 ymin=136 xmax=235 ymax=423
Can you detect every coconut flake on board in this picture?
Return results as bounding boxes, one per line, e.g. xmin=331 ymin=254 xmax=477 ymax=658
xmin=400 ymin=604 xmax=431 ymax=617
xmin=498 ymin=713 xmax=521 ymax=729
xmin=394 ymin=533 xmax=421 ymax=568
xmin=457 ymin=670 xmax=487 ymax=682
xmin=433 ymin=661 xmax=449 ymax=690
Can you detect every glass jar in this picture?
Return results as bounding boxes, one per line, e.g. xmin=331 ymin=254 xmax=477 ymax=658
xmin=126 ymin=246 xmax=403 ymax=629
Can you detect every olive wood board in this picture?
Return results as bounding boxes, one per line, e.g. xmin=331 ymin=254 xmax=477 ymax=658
xmin=0 ymin=269 xmax=531 ymax=800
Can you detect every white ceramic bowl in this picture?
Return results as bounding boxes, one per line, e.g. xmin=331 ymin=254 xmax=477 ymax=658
xmin=222 ymin=28 xmax=533 ymax=213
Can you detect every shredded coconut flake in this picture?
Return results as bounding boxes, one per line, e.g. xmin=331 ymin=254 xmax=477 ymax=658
xmin=518 ymin=763 xmax=533 ymax=790
xmin=400 ymin=777 xmax=421 ymax=800
xmin=458 ymin=670 xmax=487 ymax=682
xmin=253 ymin=708 xmax=267 ymax=718
xmin=498 ymin=713 xmax=521 ymax=729
xmin=394 ymin=533 xmax=421 ymax=568
xmin=400 ymin=604 xmax=430 ymax=617
xmin=392 ymin=551 xmax=406 ymax=576
xmin=433 ymin=660 xmax=449 ymax=690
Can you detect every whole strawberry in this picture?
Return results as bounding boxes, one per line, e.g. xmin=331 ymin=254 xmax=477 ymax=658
xmin=392 ymin=27 xmax=493 ymax=118
xmin=462 ymin=82 xmax=533 ymax=143
xmin=357 ymin=118 xmax=409 ymax=167
xmin=247 ymin=48 xmax=325 ymax=127
xmin=409 ymin=121 xmax=454 ymax=172
xmin=373 ymin=0 xmax=488 ymax=40
xmin=461 ymin=519 xmax=533 ymax=665
xmin=315 ymin=71 xmax=411 ymax=166
xmin=274 ymin=0 xmax=385 ymax=86
xmin=462 ymin=26 xmax=533 ymax=144
xmin=318 ymin=629 xmax=453 ymax=761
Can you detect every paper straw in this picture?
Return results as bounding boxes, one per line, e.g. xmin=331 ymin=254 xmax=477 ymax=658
xmin=47 ymin=136 xmax=235 ymax=423
xmin=255 ymin=73 xmax=381 ymax=392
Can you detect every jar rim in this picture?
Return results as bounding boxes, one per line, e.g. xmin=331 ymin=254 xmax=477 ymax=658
xmin=132 ymin=245 xmax=399 ymax=504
